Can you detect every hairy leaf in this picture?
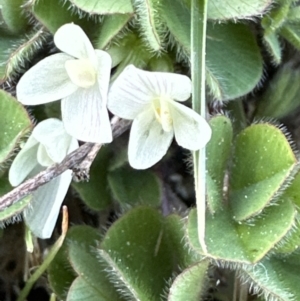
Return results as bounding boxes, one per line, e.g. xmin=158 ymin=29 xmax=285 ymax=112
xmin=229 ymin=123 xmax=296 ymax=221
xmin=0 ymin=90 xmax=32 ymax=165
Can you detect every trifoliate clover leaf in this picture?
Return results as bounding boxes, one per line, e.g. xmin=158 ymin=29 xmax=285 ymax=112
xmin=108 ymin=65 xmax=212 ymax=169
xmin=9 ymin=118 xmax=78 ymax=238
xmin=16 ymin=23 xmax=112 ymax=143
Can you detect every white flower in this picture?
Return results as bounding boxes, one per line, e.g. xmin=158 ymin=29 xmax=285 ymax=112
xmin=108 ymin=65 xmax=212 ymax=169
xmin=9 ymin=118 xmax=78 ymax=238
xmin=16 ymin=23 xmax=112 ymax=143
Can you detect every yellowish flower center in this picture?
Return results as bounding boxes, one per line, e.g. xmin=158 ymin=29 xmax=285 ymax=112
xmin=65 ymin=59 xmax=97 ymax=88
xmin=152 ymin=97 xmax=173 ymax=132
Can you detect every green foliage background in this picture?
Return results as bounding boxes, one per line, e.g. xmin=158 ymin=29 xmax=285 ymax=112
xmin=1 ymin=0 xmax=300 ymax=300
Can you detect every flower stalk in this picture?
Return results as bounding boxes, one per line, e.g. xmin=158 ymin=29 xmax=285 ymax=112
xmin=191 ymin=0 xmax=208 ymax=253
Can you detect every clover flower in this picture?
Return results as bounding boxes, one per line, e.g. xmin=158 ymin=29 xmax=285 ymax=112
xmin=108 ymin=65 xmax=212 ymax=169
xmin=17 ymin=23 xmax=112 ymax=143
xmin=9 ymin=118 xmax=78 ymax=238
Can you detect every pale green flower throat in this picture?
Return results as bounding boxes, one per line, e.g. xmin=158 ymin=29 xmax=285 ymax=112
xmin=65 ymin=59 xmax=97 ymax=88
xmin=152 ymin=97 xmax=173 ymax=132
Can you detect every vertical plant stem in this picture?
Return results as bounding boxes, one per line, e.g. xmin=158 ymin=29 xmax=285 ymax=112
xmin=191 ymin=0 xmax=208 ymax=253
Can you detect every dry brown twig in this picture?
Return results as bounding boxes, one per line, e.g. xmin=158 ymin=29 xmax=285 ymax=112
xmin=0 ymin=116 xmax=131 ymax=211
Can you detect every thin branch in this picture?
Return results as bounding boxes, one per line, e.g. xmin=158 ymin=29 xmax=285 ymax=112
xmin=72 ymin=143 xmax=102 ymax=182
xmin=0 ymin=117 xmax=131 ymax=211
xmin=72 ymin=116 xmax=127 ymax=181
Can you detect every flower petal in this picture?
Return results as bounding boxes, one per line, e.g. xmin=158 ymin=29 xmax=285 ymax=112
xmin=33 ymin=118 xmax=64 ymax=140
xmin=54 ymin=23 xmax=97 ymax=65
xmin=33 ymin=118 xmax=79 ymax=163
xmin=17 ymin=53 xmax=77 ymax=105
xmin=108 ymin=65 xmax=192 ymax=119
xmin=44 ymin=134 xmax=77 ymax=162
xmin=68 ymin=136 xmax=80 ymax=153
xmin=108 ymin=65 xmax=155 ymax=119
xmin=9 ymin=136 xmax=39 ymax=186
xmin=61 ymin=85 xmax=112 ymax=143
xmin=95 ymin=50 xmax=112 ymax=98
xmin=37 ymin=144 xmax=54 ymax=166
xmin=170 ymin=101 xmax=212 ymax=150
xmin=128 ymin=108 xmax=174 ymax=169
xmin=61 ymin=49 xmax=112 ymax=143
xmin=24 ymin=170 xmax=72 ymax=239
xmin=118 ymin=65 xmax=192 ymax=101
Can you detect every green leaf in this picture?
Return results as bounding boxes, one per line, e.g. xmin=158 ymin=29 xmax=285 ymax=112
xmin=274 ymin=216 xmax=300 ymax=255
xmin=282 ymin=170 xmax=300 ymax=208
xmin=68 ymin=277 xmax=117 ymax=301
xmin=165 ymin=214 xmax=200 ymax=268
xmin=50 ymin=225 xmax=119 ymax=300
xmin=187 ymin=199 xmax=296 ymax=263
xmin=263 ymin=32 xmax=282 ymax=65
xmin=160 ymin=0 xmax=263 ymax=100
xmin=0 ymin=35 xmax=22 ymax=82
xmin=206 ymin=116 xmax=233 ymax=213
xmin=133 ymin=0 xmax=165 ymax=52
xmin=96 ymin=15 xmax=132 ymax=49
xmin=0 ymin=0 xmax=30 ymax=34
xmin=0 ymin=175 xmax=31 ymax=224
xmin=100 ymin=207 xmax=174 ymax=300
xmin=160 ymin=0 xmax=189 ymax=54
xmin=107 ymin=145 xmax=128 ymax=171
xmin=255 ymin=65 xmax=300 ymax=119
xmin=48 ymin=243 xmax=76 ymax=300
xmin=205 ymin=22 xmax=263 ymax=101
xmin=107 ymin=166 xmax=161 ymax=207
xmin=72 ymin=147 xmax=112 ymax=211
xmin=104 ymin=33 xmax=136 ymax=68
xmin=261 ymin=1 xmax=290 ymax=35
xmin=69 ymin=0 xmax=134 ymax=14
xmin=168 ymin=261 xmax=209 ymax=301
xmin=206 ymin=0 xmax=272 ymax=20
xmin=106 ymin=32 xmax=151 ymax=79
xmin=18 ymin=215 xmax=69 ymax=301
xmin=0 ymin=197 xmax=31 ymax=224
xmin=0 ymin=90 xmax=32 ymax=165
xmin=260 ymin=1 xmax=288 ymax=65
xmin=67 ymin=226 xmax=124 ymax=301
xmin=148 ymin=53 xmax=174 ymax=72
xmin=49 ymin=226 xmax=104 ymax=300
xmin=31 ymin=0 xmax=98 ymax=34
xmin=280 ymin=23 xmax=300 ymax=50
xmin=224 ymin=99 xmax=247 ymax=134
xmin=229 ymin=123 xmax=296 ymax=222
xmin=183 ymin=0 xmax=272 ymax=20
xmin=287 ymin=5 xmax=300 ymax=22
xmin=242 ymin=253 xmax=300 ymax=301
xmin=0 ymin=175 xmax=13 ymax=196
xmin=274 ymin=171 xmax=300 ymax=255
xmin=1 ymin=29 xmax=48 ymax=82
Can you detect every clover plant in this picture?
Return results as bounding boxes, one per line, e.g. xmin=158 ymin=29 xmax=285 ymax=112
xmin=1 ymin=0 xmax=300 ymax=301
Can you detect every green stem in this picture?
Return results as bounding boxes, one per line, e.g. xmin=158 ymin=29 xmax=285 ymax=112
xmin=191 ymin=0 xmax=208 ymax=253
xmin=17 ymin=207 xmax=68 ymax=301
